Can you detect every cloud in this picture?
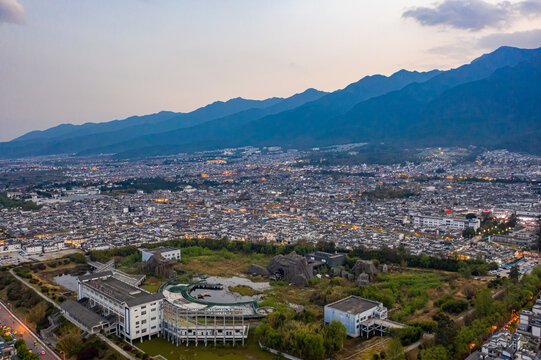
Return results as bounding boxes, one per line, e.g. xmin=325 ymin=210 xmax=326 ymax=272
xmin=0 ymin=0 xmax=24 ymax=24
xmin=477 ymin=28 xmax=541 ymax=48
xmin=403 ymin=0 xmax=541 ymax=31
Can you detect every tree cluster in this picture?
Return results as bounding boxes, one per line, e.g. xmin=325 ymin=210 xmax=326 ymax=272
xmin=256 ymin=309 xmax=346 ymax=360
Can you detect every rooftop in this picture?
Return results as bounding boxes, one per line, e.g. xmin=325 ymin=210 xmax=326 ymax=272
xmin=141 ymin=247 xmax=179 ymax=254
xmin=79 ymin=271 xmax=164 ymax=306
xmin=61 ymin=299 xmax=109 ymax=329
xmin=325 ymin=295 xmax=381 ymax=315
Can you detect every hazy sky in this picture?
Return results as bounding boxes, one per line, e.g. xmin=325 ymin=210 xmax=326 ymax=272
xmin=1 ymin=0 xmax=541 ymax=141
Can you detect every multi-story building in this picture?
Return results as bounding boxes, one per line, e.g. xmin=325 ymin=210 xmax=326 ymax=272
xmin=518 ymin=300 xmax=541 ymax=338
xmin=77 ymin=271 xmax=164 ymax=342
xmin=412 ymin=215 xmax=480 ymax=231
xmin=23 ymin=244 xmax=43 ymax=255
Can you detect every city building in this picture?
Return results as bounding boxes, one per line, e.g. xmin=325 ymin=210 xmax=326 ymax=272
xmin=518 ymin=300 xmax=541 ymax=338
xmin=77 ymin=271 xmax=164 ymax=342
xmin=141 ymin=247 xmax=181 ymax=262
xmin=412 ymin=215 xmax=481 ymax=231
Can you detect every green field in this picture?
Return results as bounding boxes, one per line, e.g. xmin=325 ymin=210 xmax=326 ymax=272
xmin=137 ymin=331 xmax=280 ymax=360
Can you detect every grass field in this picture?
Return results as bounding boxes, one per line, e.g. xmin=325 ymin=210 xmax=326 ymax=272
xmin=137 ymin=330 xmax=280 ymax=360
xmin=177 ymin=247 xmax=273 ymax=277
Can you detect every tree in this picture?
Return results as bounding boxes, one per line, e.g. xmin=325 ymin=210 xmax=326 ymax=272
xmin=509 ymin=266 xmax=520 ymax=282
xmin=386 ymin=338 xmax=405 ymax=360
xmin=420 ymin=345 xmax=450 ymax=360
xmin=303 ymin=333 xmax=325 ymax=360
xmin=27 ymin=303 xmax=47 ymax=326
xmin=325 ymin=320 xmax=347 ymax=352
xmin=462 ymin=227 xmax=476 ymax=239
xmin=473 ymin=289 xmax=496 ymax=317
xmin=57 ymin=332 xmax=83 ymax=357
xmin=434 ymin=313 xmax=456 ymax=346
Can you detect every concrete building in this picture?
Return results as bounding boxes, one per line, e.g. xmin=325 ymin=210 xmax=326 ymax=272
xmin=412 ymin=215 xmax=480 ymax=231
xmin=141 ymin=247 xmax=181 ymax=262
xmin=305 ymin=251 xmax=346 ymax=267
xmin=77 ymin=271 xmax=164 ymax=342
xmin=518 ymin=305 xmax=541 ymax=338
xmin=23 ymin=244 xmax=42 ymax=255
xmin=60 ymin=299 xmax=112 ymax=334
xmin=324 ymin=296 xmax=404 ymax=338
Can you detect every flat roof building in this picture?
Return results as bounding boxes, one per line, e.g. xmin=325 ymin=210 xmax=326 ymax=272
xmin=306 ymin=251 xmax=346 ymax=267
xmin=324 ymin=296 xmax=399 ymax=338
xmin=77 ymin=271 xmax=164 ymax=342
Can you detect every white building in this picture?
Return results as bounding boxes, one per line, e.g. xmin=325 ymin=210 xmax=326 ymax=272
xmin=23 ymin=244 xmax=43 ymax=255
xmin=412 ymin=215 xmax=480 ymax=231
xmin=43 ymin=242 xmax=65 ymax=253
xmin=518 ymin=300 xmax=541 ymax=338
xmin=141 ymin=247 xmax=181 ymax=262
xmin=77 ymin=271 xmax=164 ymax=342
xmin=0 ymin=243 xmax=21 ymax=253
xmin=324 ymin=296 xmax=399 ymax=338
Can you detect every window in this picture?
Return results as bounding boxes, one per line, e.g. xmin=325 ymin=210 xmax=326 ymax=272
xmin=142 ymin=329 xmax=147 ymax=333
xmin=141 ymin=320 xmax=147 ymax=324
xmin=136 ymin=321 xmax=140 ymax=325
xmin=141 ymin=311 xmax=147 ymax=315
xmin=151 ymin=317 xmax=156 ymax=321
xmin=151 ymin=326 xmax=156 ymax=330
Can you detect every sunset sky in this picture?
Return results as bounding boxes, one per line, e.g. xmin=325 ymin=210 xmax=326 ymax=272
xmin=1 ymin=0 xmax=541 ymax=141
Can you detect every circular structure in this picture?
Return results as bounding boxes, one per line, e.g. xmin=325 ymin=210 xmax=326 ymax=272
xmin=160 ymin=279 xmax=266 ymax=318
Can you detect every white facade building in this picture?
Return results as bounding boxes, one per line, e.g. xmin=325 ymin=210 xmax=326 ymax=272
xmin=412 ymin=215 xmax=480 ymax=231
xmin=23 ymin=244 xmax=43 ymax=255
xmin=324 ymin=296 xmax=392 ymax=337
xmin=141 ymin=247 xmax=181 ymax=262
xmin=77 ymin=271 xmax=164 ymax=342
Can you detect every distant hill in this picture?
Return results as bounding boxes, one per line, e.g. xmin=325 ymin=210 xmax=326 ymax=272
xmin=0 ymin=89 xmax=326 ymax=158
xmin=219 ymin=46 xmax=541 ymax=149
xmin=80 ymin=70 xmax=442 ymax=156
xmin=1 ymin=46 xmax=540 ymax=158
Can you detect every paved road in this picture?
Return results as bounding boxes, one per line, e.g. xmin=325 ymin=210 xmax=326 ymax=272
xmin=9 ymin=268 xmax=134 ymax=360
xmin=0 ymin=301 xmax=60 ymax=360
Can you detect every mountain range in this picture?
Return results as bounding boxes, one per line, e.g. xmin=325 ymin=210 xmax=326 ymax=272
xmin=2 ymin=46 xmax=540 ymax=158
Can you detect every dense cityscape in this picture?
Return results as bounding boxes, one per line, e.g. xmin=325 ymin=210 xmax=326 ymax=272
xmin=1 ymin=145 xmax=541 ymax=359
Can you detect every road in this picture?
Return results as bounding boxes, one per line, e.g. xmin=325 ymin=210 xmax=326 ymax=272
xmin=9 ymin=268 xmax=134 ymax=360
xmin=0 ymin=301 xmax=60 ymax=360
